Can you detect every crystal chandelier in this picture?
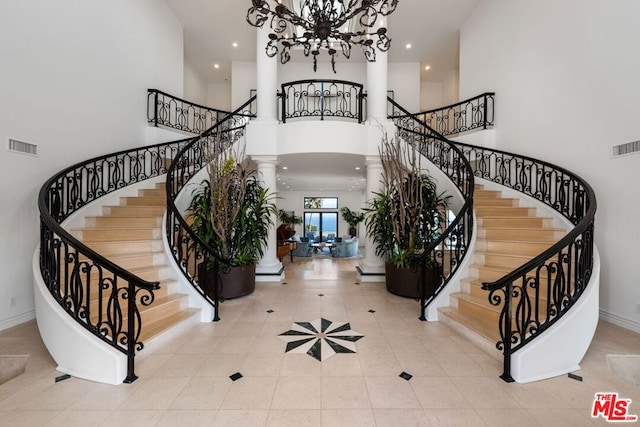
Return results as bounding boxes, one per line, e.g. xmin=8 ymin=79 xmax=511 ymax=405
xmin=246 ymin=0 xmax=399 ymax=73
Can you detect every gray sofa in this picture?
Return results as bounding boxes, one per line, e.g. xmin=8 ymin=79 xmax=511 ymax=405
xmin=331 ymin=238 xmax=358 ymax=258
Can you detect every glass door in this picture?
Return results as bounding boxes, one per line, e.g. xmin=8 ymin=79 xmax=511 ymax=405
xmin=304 ymin=212 xmax=338 ymax=242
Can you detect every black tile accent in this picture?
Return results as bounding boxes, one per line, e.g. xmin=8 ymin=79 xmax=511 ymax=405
xmin=568 ymin=373 xmax=583 ymax=381
xmin=399 ymin=372 xmax=413 ymax=381
xmin=318 ymin=294 xmax=324 ymax=297
xmin=55 ymin=374 xmax=71 ymax=383
xmin=295 ymin=321 xmax=318 ymax=333
xmin=230 ymin=372 xmax=243 ymax=381
xmin=267 ymin=309 xmax=274 ymax=313
xmin=368 ymin=309 xmax=376 ymax=313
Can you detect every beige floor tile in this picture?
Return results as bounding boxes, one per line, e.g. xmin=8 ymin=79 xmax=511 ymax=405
xmin=156 ymin=353 xmax=209 ymax=377
xmin=212 ymin=409 xmax=269 ymax=426
xmin=271 ymin=376 xmax=321 ymax=409
xmin=423 ymin=408 xmax=485 ymax=426
xmin=321 ymin=409 xmax=377 ymax=426
xmin=280 ymin=353 xmax=322 ymax=377
xmin=156 ymin=409 xmax=217 ymax=426
xmin=46 ymin=410 xmax=112 ymax=427
xmin=175 ymin=335 xmax=224 ymax=354
xmin=365 ymin=376 xmax=421 ymax=408
xmin=321 ymin=376 xmax=371 ymax=409
xmin=169 ymin=376 xmax=232 ymax=410
xmin=358 ymin=351 xmax=402 ymax=376
xmin=321 ymin=353 xmax=363 ymax=377
xmin=118 ymin=377 xmax=190 ymax=410
xmin=266 ymin=409 xmax=321 ymax=427
xmin=450 ymin=377 xmax=521 ymax=409
xmin=241 ymin=352 xmax=284 ymax=377
xmin=372 ymin=408 xmax=432 ymax=426
xmin=411 ymin=377 xmax=471 ymax=409
xmin=68 ymin=381 xmax=141 ymax=411
xmin=197 ymin=353 xmax=247 ymax=377
xmin=431 ymin=353 xmax=487 ymax=377
xmin=220 ymin=376 xmax=278 ymax=410
xmin=394 ymin=351 xmax=447 ymax=377
xmin=100 ymin=409 xmax=164 ymax=427
xmin=1 ymin=410 xmax=60 ymax=427
xmin=526 ymin=407 xmax=604 ymax=426
xmin=475 ymin=408 xmax=539 ymax=426
xmin=212 ymin=336 xmax=256 ymax=354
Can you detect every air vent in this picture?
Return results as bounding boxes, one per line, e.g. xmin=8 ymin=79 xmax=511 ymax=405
xmin=612 ymin=140 xmax=640 ymax=158
xmin=7 ymin=138 xmax=38 ymax=157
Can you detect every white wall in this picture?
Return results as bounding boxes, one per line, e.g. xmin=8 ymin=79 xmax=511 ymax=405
xmin=0 ymin=0 xmax=184 ymax=330
xmin=184 ymin=60 xmax=208 ymax=106
xmin=442 ymin=68 xmax=460 ymax=106
xmin=277 ymin=190 xmax=367 ymax=239
xmin=231 ymin=62 xmax=257 ymax=110
xmin=388 ymin=63 xmax=421 ymax=113
xmin=460 ymin=0 xmax=640 ymax=330
xmin=420 ymin=82 xmax=444 ymax=111
xmin=207 ymin=83 xmax=232 ymax=111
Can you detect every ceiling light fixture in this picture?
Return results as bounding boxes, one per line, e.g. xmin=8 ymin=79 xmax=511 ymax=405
xmin=246 ymin=0 xmax=399 ymax=73
xmin=405 ymin=43 xmax=411 ymax=49
xmin=214 ymin=63 xmax=220 ymax=69
xmin=232 ymin=42 xmax=239 ymax=47
xmin=424 ymin=65 xmax=430 ymax=70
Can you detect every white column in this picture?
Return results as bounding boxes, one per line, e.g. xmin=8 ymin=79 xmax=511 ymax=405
xmin=358 ymin=156 xmax=385 ymax=280
xmin=253 ymin=156 xmax=283 ymax=279
xmin=256 ymin=24 xmax=278 ymax=122
xmin=366 ymin=47 xmax=388 ymax=123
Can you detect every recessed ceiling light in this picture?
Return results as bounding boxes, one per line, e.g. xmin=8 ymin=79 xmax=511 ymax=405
xmin=405 ymin=43 xmax=412 ymax=49
xmin=282 ymin=166 xmax=288 ymax=170
xmin=232 ymin=42 xmax=238 ymax=48
xmin=355 ymin=166 xmax=361 ymax=170
xmin=424 ymin=65 xmax=431 ymax=71
xmin=214 ymin=63 xmax=220 ymax=69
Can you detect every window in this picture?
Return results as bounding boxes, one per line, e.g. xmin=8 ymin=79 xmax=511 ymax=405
xmin=304 ymin=212 xmax=338 ymax=242
xmin=304 ymin=197 xmax=338 ymax=209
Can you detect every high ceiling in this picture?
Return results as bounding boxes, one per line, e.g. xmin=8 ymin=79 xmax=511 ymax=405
xmin=163 ymin=0 xmax=481 ymax=192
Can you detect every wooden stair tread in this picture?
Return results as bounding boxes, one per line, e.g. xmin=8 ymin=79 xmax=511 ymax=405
xmin=139 ymin=309 xmax=199 ymax=342
xmin=438 ymin=307 xmax=500 ymax=342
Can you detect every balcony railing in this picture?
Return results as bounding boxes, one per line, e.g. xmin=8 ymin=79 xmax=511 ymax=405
xmin=279 ymin=80 xmax=365 ymax=123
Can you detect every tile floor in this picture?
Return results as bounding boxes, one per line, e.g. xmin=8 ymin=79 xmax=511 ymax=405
xmin=1 ymin=257 xmax=639 ymax=426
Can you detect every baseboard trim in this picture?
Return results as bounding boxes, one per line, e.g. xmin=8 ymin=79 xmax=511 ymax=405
xmin=600 ymin=309 xmax=640 ymax=334
xmin=355 ymin=266 xmax=385 ymax=277
xmin=0 ymin=310 xmax=36 ymax=332
xmin=256 ymin=266 xmax=286 ymax=276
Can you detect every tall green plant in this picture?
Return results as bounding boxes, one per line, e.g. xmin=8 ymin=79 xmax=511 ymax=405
xmin=364 ymin=130 xmax=450 ymax=269
xmin=186 ymin=137 xmax=276 ymax=267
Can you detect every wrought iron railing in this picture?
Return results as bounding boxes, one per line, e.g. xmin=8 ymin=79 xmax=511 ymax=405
xmin=279 ymin=79 xmax=365 ymax=123
xmin=38 ymin=138 xmax=193 ymax=382
xmin=165 ymin=96 xmax=257 ymax=320
xmin=389 ymin=92 xmax=495 ymax=137
xmin=387 ymin=98 xmax=476 ymax=318
xmin=147 ymin=89 xmax=256 ymax=135
xmin=450 ymin=141 xmax=597 ymax=382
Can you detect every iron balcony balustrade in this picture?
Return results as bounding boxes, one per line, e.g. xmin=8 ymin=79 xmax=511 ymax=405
xmin=147 ymin=88 xmax=257 ymax=135
xmin=164 ymin=96 xmax=257 ymax=321
xmin=38 ymin=137 xmax=194 ymax=383
xmin=278 ymin=79 xmax=365 ymax=123
xmin=389 ymin=92 xmax=495 ymax=137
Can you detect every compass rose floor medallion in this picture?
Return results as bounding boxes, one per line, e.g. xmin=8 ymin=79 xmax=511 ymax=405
xmin=278 ymin=318 xmax=364 ymax=361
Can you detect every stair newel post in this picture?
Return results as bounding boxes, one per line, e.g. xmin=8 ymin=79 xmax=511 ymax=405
xmin=124 ymin=278 xmax=138 ymax=384
xmin=500 ymin=280 xmax=515 ymax=383
xmin=212 ymin=257 xmax=220 ymax=322
xmin=357 ymin=88 xmax=363 ymax=123
xmin=419 ymin=263 xmax=427 ymax=321
xmin=280 ymin=85 xmax=287 ymax=123
xmin=483 ymin=94 xmax=488 ymax=130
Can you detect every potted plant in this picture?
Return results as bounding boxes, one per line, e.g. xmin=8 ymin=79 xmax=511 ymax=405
xmin=364 ymin=130 xmax=450 ymax=298
xmin=340 ymin=207 xmax=365 ymax=237
xmin=187 ymin=139 xmax=276 ymax=299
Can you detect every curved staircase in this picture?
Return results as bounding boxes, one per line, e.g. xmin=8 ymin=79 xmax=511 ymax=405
xmin=70 ymin=182 xmax=199 ymax=344
xmin=440 ymin=184 xmax=566 ymax=353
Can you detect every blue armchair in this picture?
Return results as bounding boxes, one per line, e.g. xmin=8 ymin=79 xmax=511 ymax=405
xmin=292 ymin=237 xmax=312 ymax=257
xmin=332 ymin=238 xmax=359 ymax=258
